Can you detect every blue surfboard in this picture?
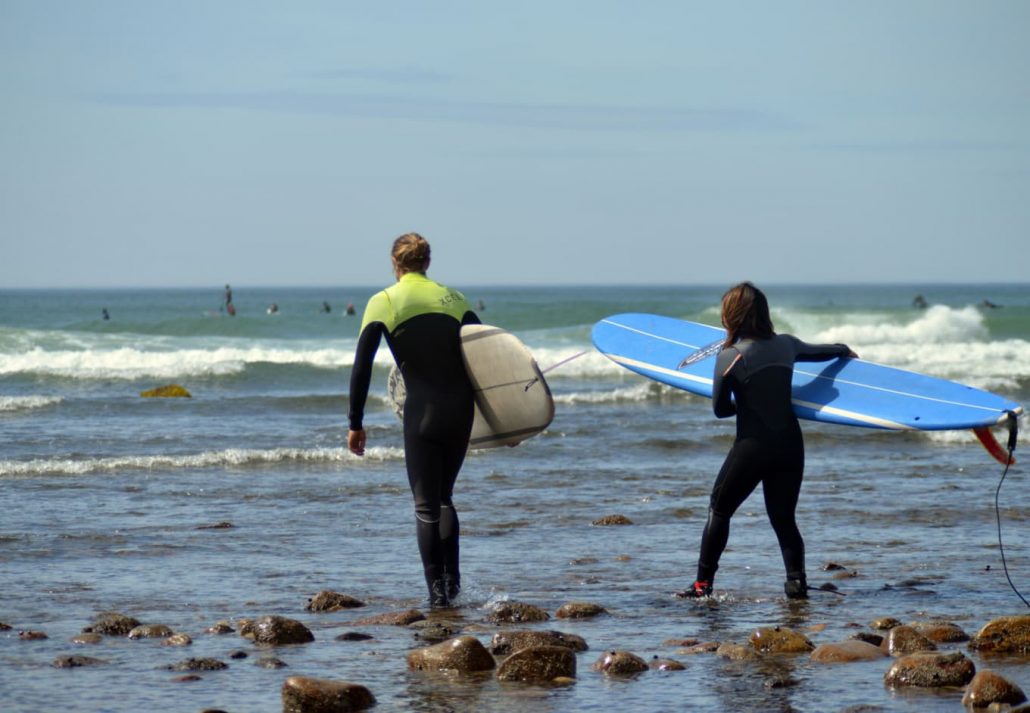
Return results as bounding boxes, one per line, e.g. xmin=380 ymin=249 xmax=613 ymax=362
xmin=592 ymin=313 xmax=1022 ymax=437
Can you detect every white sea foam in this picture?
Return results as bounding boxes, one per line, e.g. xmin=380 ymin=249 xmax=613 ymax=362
xmin=0 ymin=395 xmax=63 ymax=412
xmin=0 ymin=446 xmax=405 ymax=477
xmin=0 ymin=344 xmax=376 ymax=380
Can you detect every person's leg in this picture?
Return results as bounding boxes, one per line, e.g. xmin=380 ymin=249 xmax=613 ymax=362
xmin=684 ymin=439 xmax=762 ymax=595
xmin=762 ymin=445 xmax=807 ymax=597
xmin=404 ymin=427 xmax=449 ymax=605
xmin=438 ymin=443 xmax=467 ymax=599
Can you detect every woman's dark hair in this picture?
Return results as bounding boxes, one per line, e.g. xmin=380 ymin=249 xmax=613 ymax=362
xmin=721 ymin=281 xmax=775 ymax=348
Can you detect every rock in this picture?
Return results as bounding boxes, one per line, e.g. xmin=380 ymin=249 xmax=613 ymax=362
xmin=490 ymin=630 xmax=588 ymax=655
xmin=161 ymin=633 xmax=192 ymax=647
xmin=238 ymin=619 xmax=255 ymax=638
xmin=871 ymin=617 xmax=902 ymax=630
xmin=810 ymin=640 xmax=888 ymax=663
xmin=85 ymin=612 xmax=140 ymax=636
xmin=411 ymin=621 xmax=459 ymax=644
xmin=196 ymin=521 xmax=234 ymax=530
xmin=487 ymin=601 xmax=550 ymax=624
xmin=969 ymin=615 xmax=1030 ymax=654
xmin=881 ymin=625 xmax=937 ymax=656
xmin=962 ymin=670 xmax=1027 ymax=708
xmin=679 ymin=641 xmax=720 ymax=655
xmin=173 ymin=674 xmax=203 ymax=682
xmin=593 ymin=650 xmax=649 ymax=675
xmin=52 ymin=655 xmax=106 ymax=668
xmin=884 ymin=651 xmax=976 ymax=688
xmin=128 ymin=624 xmax=174 ymax=639
xmin=352 ymin=609 xmax=425 ymax=627
xmin=140 ymin=384 xmax=191 ymax=398
xmin=281 ymin=676 xmax=375 ymax=712
xmin=748 ymin=627 xmax=814 ymax=654
xmin=70 ymin=633 xmax=103 ymax=645
xmin=335 ymin=632 xmax=374 ymax=642
xmin=649 ymin=656 xmax=686 ymax=671
xmin=555 ymin=602 xmax=607 ymax=619
xmin=663 ymin=637 xmax=700 ymax=647
xmin=849 ymin=632 xmax=884 ymax=647
xmin=207 ymin=621 xmax=234 ymax=634
xmin=591 ymin=515 xmax=633 ymax=526
xmin=496 ymin=645 xmax=576 ymax=683
xmin=229 ymin=650 xmax=249 ymax=659
xmin=716 ymin=643 xmax=762 ymax=661
xmin=0 ymin=622 xmax=11 ymax=630
xmin=257 ymin=656 xmax=288 ymax=669
xmin=306 ymin=591 xmax=366 ymax=612
xmin=407 ymin=635 xmax=496 ymax=673
xmin=251 ymin=616 xmax=314 ymax=646
xmin=910 ymin=621 xmax=969 ymax=643
xmin=19 ymin=631 xmax=48 ymax=641
xmin=163 ymin=658 xmax=229 ymax=672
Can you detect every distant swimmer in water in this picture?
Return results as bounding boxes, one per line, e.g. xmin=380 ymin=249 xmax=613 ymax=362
xmin=102 ymin=308 xmax=110 ymax=321
xmin=477 ymin=299 xmax=486 ymax=311
xmin=224 ymin=284 xmax=236 ymax=316
xmin=267 ymin=303 xmax=279 ymax=315
xmin=981 ymin=299 xmax=1001 ymax=309
xmin=322 ymin=301 xmax=332 ymax=313
xmin=345 ymin=302 xmax=356 ymax=316
xmin=912 ymin=294 xmax=928 ymax=309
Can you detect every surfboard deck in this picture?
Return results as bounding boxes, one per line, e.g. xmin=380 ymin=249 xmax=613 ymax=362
xmin=592 ymin=313 xmax=1022 ymax=432
xmin=388 ymin=324 xmax=555 ymax=450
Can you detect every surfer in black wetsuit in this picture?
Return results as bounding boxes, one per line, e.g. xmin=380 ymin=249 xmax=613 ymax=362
xmin=347 ymin=233 xmax=480 ymax=607
xmin=679 ymin=282 xmax=856 ymax=600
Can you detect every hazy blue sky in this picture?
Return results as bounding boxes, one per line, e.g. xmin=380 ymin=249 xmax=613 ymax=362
xmin=2 ymin=1 xmax=1028 ymax=288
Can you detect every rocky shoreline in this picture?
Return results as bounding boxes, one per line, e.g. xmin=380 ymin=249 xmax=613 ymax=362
xmin=4 ymin=594 xmax=1029 ymax=712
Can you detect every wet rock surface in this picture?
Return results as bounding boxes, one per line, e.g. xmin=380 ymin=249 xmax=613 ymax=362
xmin=281 ymin=675 xmax=376 ymax=713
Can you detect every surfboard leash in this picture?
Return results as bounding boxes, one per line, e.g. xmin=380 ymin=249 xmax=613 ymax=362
xmin=994 ymin=411 xmax=1028 ymax=608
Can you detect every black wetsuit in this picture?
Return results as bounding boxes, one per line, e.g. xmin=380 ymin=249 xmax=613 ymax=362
xmin=697 ymin=334 xmax=850 ymax=585
xmin=348 ymin=272 xmax=479 ymax=599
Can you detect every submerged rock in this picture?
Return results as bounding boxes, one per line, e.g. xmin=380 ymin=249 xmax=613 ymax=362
xmin=84 ymin=612 xmax=140 ymax=636
xmin=70 ymin=633 xmax=103 ymax=645
xmin=871 ymin=617 xmax=902 ymax=631
xmin=962 ymin=669 xmax=1027 ymax=708
xmin=716 ymin=643 xmax=762 ymax=661
xmin=281 ymin=676 xmax=375 ymax=712
xmin=649 ymin=656 xmax=686 ymax=671
xmin=407 ymin=635 xmax=496 ymax=673
xmin=306 ymin=590 xmax=366 ymax=612
xmin=163 ymin=658 xmax=228 ymax=672
xmin=910 ymin=621 xmax=969 ymax=643
xmin=19 ymin=630 xmax=48 ymax=641
xmin=748 ymin=626 xmax=814 ymax=654
xmin=881 ymin=625 xmax=937 ymax=656
xmin=161 ymin=633 xmax=193 ymax=647
xmin=352 ymin=609 xmax=425 ymax=627
xmin=140 ymin=384 xmax=191 ymax=398
xmin=555 ymin=602 xmax=607 ymax=619
xmin=496 ymin=645 xmax=576 ymax=683
xmin=884 ymin=651 xmax=976 ymax=688
xmin=593 ymin=650 xmax=648 ymax=675
xmin=969 ymin=615 xmax=1030 ymax=654
xmin=487 ymin=601 xmax=550 ymax=624
xmin=591 ymin=514 xmax=633 ymax=526
xmin=52 ymin=655 xmax=106 ymax=668
xmin=251 ymin=616 xmax=314 ymax=646
xmin=810 ymin=640 xmax=888 ymax=663
xmin=128 ymin=624 xmax=174 ymax=639
xmin=490 ymin=629 xmax=588 ymax=655
xmin=206 ymin=621 xmax=234 ymax=635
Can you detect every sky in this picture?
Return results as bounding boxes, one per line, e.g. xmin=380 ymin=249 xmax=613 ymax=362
xmin=1 ymin=1 xmax=1028 ymax=288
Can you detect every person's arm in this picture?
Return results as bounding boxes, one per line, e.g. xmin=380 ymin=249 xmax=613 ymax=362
xmin=789 ymin=335 xmax=857 ymax=362
xmin=461 ymin=310 xmax=481 ymax=326
xmin=711 ymin=347 xmax=740 ymax=418
xmin=348 ymin=320 xmax=385 ymax=455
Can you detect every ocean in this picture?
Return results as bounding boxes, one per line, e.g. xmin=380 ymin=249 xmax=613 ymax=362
xmin=1 ymin=283 xmax=1027 ymax=712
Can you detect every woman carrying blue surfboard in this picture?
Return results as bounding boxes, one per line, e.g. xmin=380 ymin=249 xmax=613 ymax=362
xmin=679 ymin=282 xmax=856 ymax=600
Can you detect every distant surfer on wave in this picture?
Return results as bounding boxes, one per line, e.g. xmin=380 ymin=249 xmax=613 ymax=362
xmin=347 ymin=233 xmax=480 ymax=608
xmin=679 ymin=282 xmax=856 ymax=600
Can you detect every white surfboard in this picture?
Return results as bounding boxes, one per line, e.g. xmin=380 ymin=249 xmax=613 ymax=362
xmin=387 ymin=324 xmax=555 ymax=449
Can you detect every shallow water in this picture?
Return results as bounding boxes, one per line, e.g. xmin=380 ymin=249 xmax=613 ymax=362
xmin=1 ymin=285 xmax=1028 ymax=711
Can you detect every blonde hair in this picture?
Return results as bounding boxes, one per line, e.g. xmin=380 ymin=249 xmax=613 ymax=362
xmin=391 ymin=233 xmax=431 ymax=275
